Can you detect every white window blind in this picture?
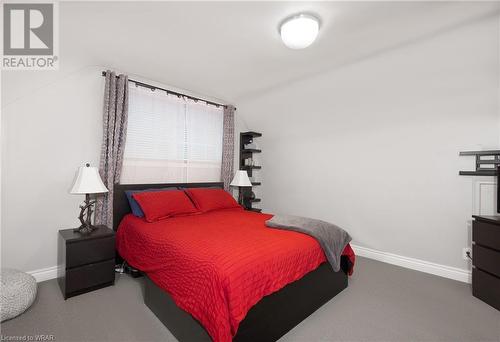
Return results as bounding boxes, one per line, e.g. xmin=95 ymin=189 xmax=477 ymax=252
xmin=121 ymin=85 xmax=224 ymax=184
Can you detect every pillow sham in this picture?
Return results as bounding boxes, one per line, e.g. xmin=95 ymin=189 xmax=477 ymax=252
xmin=125 ymin=187 xmax=178 ymax=217
xmin=184 ymin=188 xmax=241 ymax=213
xmin=132 ymin=190 xmax=199 ymax=222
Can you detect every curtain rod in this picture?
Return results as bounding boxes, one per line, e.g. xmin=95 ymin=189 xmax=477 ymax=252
xmin=101 ymin=71 xmax=233 ymax=109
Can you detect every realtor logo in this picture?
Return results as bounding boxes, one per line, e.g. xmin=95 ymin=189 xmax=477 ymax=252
xmin=2 ymin=2 xmax=58 ymax=69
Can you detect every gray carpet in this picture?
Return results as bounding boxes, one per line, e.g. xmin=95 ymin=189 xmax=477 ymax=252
xmin=1 ymin=257 xmax=499 ymax=342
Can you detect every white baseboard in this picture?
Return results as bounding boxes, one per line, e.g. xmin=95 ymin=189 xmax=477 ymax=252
xmin=351 ymin=244 xmax=472 ymax=283
xmin=26 ymin=246 xmax=472 ymax=284
xmin=27 ymin=266 xmax=59 ymax=283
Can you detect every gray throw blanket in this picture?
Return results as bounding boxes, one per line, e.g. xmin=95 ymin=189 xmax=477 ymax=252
xmin=266 ymin=215 xmax=352 ymax=272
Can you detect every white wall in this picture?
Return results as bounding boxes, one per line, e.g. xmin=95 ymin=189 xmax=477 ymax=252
xmin=498 ymin=14 xmax=500 ymax=146
xmin=238 ymin=16 xmax=500 ymax=271
xmin=1 ymin=66 xmax=245 ymax=276
xmin=1 ymin=66 xmax=104 ymax=274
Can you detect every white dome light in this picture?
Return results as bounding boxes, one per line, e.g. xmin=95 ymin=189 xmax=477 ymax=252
xmin=280 ymin=14 xmax=320 ymax=49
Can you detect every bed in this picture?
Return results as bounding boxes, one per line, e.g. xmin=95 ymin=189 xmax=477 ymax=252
xmin=113 ymin=182 xmax=354 ymax=342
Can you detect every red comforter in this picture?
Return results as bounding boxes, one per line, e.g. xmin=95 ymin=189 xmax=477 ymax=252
xmin=116 ymin=208 xmax=355 ymax=342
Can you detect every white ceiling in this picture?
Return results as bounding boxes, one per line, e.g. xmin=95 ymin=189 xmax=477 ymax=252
xmin=3 ymin=1 xmax=500 ymax=104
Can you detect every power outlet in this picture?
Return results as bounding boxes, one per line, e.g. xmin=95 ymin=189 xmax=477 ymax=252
xmin=462 ymin=247 xmax=472 ymax=260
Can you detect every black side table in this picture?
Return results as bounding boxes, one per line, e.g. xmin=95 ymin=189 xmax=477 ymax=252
xmin=57 ymin=225 xmax=115 ymax=299
xmin=472 ymin=215 xmax=500 ymax=311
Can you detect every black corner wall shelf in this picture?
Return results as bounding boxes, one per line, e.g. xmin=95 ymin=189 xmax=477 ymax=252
xmin=459 ymin=170 xmax=498 ymax=176
xmin=241 ymin=131 xmax=262 ymax=138
xmin=459 ymin=150 xmax=500 ymax=156
xmin=459 ymin=150 xmax=500 ymax=176
xmin=240 ymin=131 xmax=262 ymax=211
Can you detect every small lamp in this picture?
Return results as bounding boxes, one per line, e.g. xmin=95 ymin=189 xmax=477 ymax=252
xmin=70 ymin=163 xmax=108 ymax=234
xmin=230 ymin=170 xmax=252 ymax=207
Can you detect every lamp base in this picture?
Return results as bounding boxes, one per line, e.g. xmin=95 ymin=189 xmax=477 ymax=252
xmin=238 ymin=189 xmax=245 ymax=206
xmin=238 ymin=187 xmax=251 ymax=209
xmin=75 ymin=193 xmax=97 ymax=235
xmin=74 ymin=224 xmax=97 ymax=235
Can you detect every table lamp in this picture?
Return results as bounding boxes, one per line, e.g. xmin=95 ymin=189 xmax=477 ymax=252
xmin=230 ymin=170 xmax=252 ymax=206
xmin=70 ymin=163 xmax=108 ymax=234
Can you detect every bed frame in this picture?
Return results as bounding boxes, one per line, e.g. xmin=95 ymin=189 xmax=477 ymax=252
xmin=113 ymin=182 xmax=349 ymax=342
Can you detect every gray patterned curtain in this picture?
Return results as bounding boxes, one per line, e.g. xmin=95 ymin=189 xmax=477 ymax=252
xmin=221 ymin=105 xmax=235 ymax=191
xmin=95 ymin=70 xmax=129 ymax=228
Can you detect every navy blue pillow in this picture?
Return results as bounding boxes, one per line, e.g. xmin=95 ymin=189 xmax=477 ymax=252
xmin=125 ymin=187 xmax=178 ymax=217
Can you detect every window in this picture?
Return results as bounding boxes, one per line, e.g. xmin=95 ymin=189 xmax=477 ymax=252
xmin=121 ymin=85 xmax=224 ymax=184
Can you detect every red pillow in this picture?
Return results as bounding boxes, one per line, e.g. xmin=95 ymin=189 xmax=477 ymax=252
xmin=185 ymin=188 xmax=241 ymax=213
xmin=132 ymin=190 xmax=199 ymax=222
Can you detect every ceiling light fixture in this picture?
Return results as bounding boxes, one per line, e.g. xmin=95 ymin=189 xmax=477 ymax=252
xmin=280 ymin=14 xmax=320 ymax=49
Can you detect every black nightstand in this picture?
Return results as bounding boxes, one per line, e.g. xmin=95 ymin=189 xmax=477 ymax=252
xmin=57 ymin=225 xmax=115 ymax=299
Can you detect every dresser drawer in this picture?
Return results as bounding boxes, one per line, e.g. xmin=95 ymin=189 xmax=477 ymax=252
xmin=66 ymin=236 xmax=115 ymax=268
xmin=472 ymin=268 xmax=500 ymax=311
xmin=65 ymin=259 xmax=115 ymax=295
xmin=473 ymin=245 xmax=500 ymax=277
xmin=472 ymin=221 xmax=500 ymax=251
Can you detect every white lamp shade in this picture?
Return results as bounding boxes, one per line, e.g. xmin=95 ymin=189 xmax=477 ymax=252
xmin=70 ymin=164 xmax=108 ymax=194
xmin=230 ymin=170 xmax=252 ymax=187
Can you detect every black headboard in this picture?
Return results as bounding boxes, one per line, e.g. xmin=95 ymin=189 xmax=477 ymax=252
xmin=113 ymin=182 xmax=224 ymax=231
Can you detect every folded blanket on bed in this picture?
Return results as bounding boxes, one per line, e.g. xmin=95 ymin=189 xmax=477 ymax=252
xmin=266 ymin=215 xmax=352 ymax=272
